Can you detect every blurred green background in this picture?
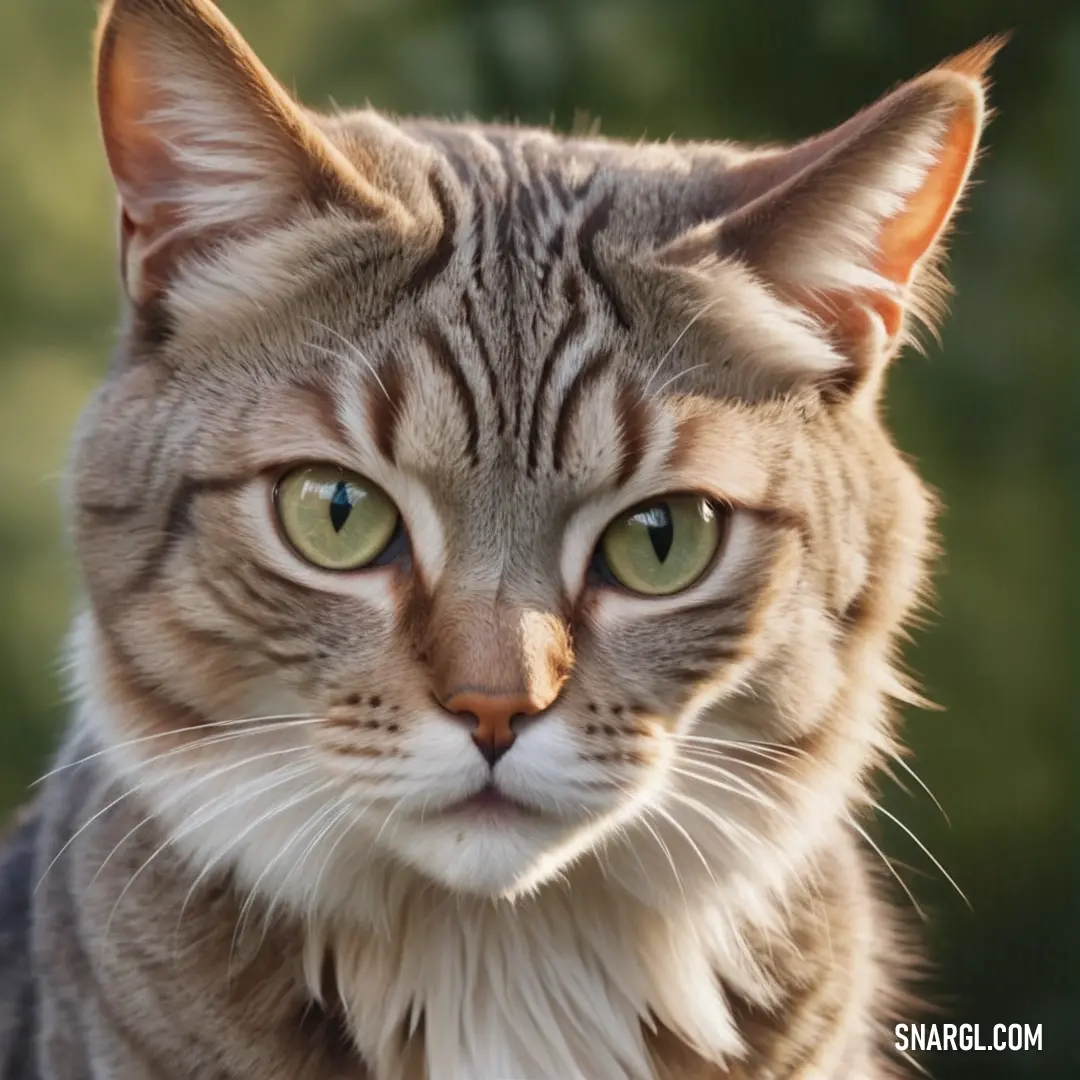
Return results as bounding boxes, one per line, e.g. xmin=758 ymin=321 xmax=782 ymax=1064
xmin=0 ymin=0 xmax=1076 ymax=1076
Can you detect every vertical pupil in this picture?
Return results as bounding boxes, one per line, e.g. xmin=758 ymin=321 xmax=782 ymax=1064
xmin=646 ymin=503 xmax=674 ymax=563
xmin=328 ymin=481 xmax=352 ymax=533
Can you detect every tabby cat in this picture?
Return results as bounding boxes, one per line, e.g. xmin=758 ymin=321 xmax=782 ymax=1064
xmin=0 ymin=1 xmax=1000 ymax=1077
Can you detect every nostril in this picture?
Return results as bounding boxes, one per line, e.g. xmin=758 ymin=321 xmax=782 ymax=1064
xmin=438 ymin=704 xmax=514 ymax=765
xmin=438 ymin=689 xmax=536 ymax=765
xmin=507 ymin=711 xmax=538 ymax=736
xmin=440 ymin=702 xmax=478 ymax=730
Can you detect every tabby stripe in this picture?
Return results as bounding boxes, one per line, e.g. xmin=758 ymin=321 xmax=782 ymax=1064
xmin=121 ymin=294 xmax=174 ymax=363
xmin=667 ymin=411 xmax=708 ymax=474
xmin=178 ymin=617 xmax=318 ymax=668
xmin=201 ymin=571 xmax=268 ymax=631
xmin=539 ymin=225 xmax=565 ymax=295
xmin=84 ymin=946 xmax=175 ymax=1075
xmin=549 ymin=170 xmax=575 ymax=212
xmin=243 ymin=557 xmax=329 ymax=602
xmin=839 ymin=586 xmax=870 ymax=630
xmin=42 ymin=761 xmax=171 ymax=1072
xmin=491 ymin=137 xmax=519 ymax=270
xmin=220 ymin=560 xmax=294 ymax=616
xmin=577 ymin=190 xmax=631 ymax=330
xmin=741 ymin=504 xmax=812 ymax=546
xmin=551 ymin=348 xmax=615 ymax=471
xmin=436 ymin=132 xmax=476 ymax=185
xmin=421 ymin=325 xmax=481 ymax=464
xmin=171 ymin=621 xmax=245 ymax=654
xmin=675 ymin=594 xmax=758 ymax=629
xmin=366 ymin=352 xmax=407 ymax=465
xmin=134 ymin=395 xmax=180 ymax=498
xmin=525 ymin=274 xmax=585 ymax=475
xmin=297 ymin=378 xmax=356 ymax=452
xmin=405 ymin=166 xmax=458 ymax=293
xmin=572 ymin=168 xmax=600 ymax=203
xmin=696 ymin=641 xmax=747 ymax=665
xmin=1 ymin=984 xmax=36 ymax=1080
xmin=516 ymin=181 xmax=538 ymax=233
xmin=100 ymin=620 xmax=212 ymax=728
xmin=462 ymin=291 xmax=506 ymax=434
xmin=523 ymin=146 xmax=552 ymax=218
xmin=514 ymin=381 xmax=527 ymax=442
xmin=125 ymin=473 xmax=248 ymax=595
xmin=614 ymin=382 xmax=651 ymax=486
xmin=77 ymin=500 xmax=141 ymax=519
xmin=201 ymin=570 xmax=306 ymax=643
xmin=470 ymin=187 xmax=488 ymax=288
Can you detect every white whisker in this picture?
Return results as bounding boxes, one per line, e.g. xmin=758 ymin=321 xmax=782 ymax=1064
xmin=642 ymin=295 xmax=725 ymax=395
xmin=90 ymin=746 xmax=319 ymax=900
xmin=36 ymin=779 xmax=150 ymax=896
xmin=670 ymin=765 xmax=789 ymax=820
xmin=169 ymin=762 xmax=327 ymax=915
xmin=304 ymin=793 xmax=382 ymax=926
xmin=639 ymin=809 xmax=689 ymax=909
xmin=229 ymin=791 xmax=349 ymax=974
xmin=652 ymin=362 xmax=710 ymax=397
xmin=110 ymin=769 xmax=334 ymax=959
xmin=669 ymin=733 xmax=810 ymax=762
xmin=170 ymin=763 xmax=324 ymax=955
xmin=606 ymin=779 xmax=689 ymax=911
xmin=870 ymin=801 xmax=969 ymax=909
xmin=269 ymin=796 xmax=355 ymax=929
xmin=674 ymin=750 xmax=802 ymax=802
xmin=647 ymin=803 xmax=720 ymax=892
xmin=846 ymin=815 xmax=927 ymax=922
xmin=33 ymin=714 xmax=321 ymax=785
xmin=890 ymin=754 xmax=951 ymax=825
xmin=304 ymin=319 xmax=390 ymax=402
xmin=663 ymin=789 xmax=770 ymax=870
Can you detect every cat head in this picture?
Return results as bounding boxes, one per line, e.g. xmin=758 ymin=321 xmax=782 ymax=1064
xmin=71 ymin=0 xmax=997 ymax=907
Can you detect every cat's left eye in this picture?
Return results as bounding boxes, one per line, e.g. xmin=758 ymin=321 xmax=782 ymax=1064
xmin=274 ymin=465 xmax=400 ymax=571
xmin=596 ymin=494 xmax=726 ymax=596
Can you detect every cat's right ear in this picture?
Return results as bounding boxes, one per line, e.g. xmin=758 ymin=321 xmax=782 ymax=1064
xmin=94 ymin=0 xmax=398 ymax=302
xmin=658 ymin=40 xmax=1003 ymax=401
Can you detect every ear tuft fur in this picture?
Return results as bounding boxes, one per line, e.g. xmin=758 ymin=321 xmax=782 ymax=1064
xmin=936 ymin=33 xmax=1011 ymax=83
xmin=657 ymin=39 xmax=1004 ymax=398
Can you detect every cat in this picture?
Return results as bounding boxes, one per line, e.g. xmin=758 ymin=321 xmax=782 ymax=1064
xmin=0 ymin=0 xmax=1001 ymax=1077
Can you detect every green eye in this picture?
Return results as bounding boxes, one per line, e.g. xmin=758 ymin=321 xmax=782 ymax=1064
xmin=275 ymin=465 xmax=400 ymax=571
xmin=599 ymin=495 xmax=723 ymax=596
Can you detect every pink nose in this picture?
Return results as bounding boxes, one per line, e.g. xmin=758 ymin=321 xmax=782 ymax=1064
xmin=439 ymin=689 xmax=546 ymax=765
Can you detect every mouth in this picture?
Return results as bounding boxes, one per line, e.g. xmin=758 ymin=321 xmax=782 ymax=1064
xmin=445 ymin=783 xmax=538 ymax=819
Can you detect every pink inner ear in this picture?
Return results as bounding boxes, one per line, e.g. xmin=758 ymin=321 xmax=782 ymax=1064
xmin=99 ymin=23 xmax=173 ymax=223
xmin=869 ymin=101 xmax=981 ymax=337
xmin=99 ymin=26 xmax=187 ymax=299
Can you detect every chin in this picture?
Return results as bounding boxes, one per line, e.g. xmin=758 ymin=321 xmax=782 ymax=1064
xmin=386 ymin=811 xmax=578 ymax=898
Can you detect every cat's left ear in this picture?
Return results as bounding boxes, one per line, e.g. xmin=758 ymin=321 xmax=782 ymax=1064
xmin=661 ymin=39 xmax=1004 ymax=398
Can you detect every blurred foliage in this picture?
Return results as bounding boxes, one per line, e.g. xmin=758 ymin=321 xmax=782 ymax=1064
xmin=0 ymin=0 xmax=1076 ymax=1076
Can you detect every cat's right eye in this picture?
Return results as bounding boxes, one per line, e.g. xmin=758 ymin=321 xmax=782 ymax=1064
xmin=274 ymin=465 xmax=401 ymax=571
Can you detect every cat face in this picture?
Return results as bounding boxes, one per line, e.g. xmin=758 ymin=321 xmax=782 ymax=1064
xmin=73 ymin=203 xmax=813 ymax=900
xmin=72 ymin=0 xmax=993 ymax=909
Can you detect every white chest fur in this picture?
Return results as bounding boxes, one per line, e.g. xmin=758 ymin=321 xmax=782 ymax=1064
xmin=310 ymin=860 xmax=769 ymax=1080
